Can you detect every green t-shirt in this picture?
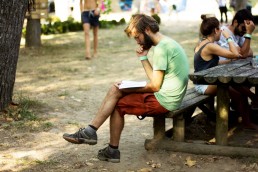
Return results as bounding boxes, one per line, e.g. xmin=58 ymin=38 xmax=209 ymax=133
xmin=153 ymin=37 xmax=189 ymax=111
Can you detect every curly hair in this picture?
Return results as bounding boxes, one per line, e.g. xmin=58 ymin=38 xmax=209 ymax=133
xmin=232 ymin=9 xmax=253 ymax=25
xmin=124 ymin=14 xmax=159 ymax=37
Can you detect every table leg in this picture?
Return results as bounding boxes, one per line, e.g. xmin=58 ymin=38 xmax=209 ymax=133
xmin=216 ymin=85 xmax=229 ymax=145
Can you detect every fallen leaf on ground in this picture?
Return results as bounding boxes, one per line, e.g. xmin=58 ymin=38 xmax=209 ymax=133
xmin=185 ymin=156 xmax=196 ymax=167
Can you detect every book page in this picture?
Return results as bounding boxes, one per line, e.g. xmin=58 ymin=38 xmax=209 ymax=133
xmin=119 ymin=80 xmax=147 ymax=89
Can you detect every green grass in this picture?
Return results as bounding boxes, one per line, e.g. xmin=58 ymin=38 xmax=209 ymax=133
xmin=0 ymin=93 xmax=54 ymax=132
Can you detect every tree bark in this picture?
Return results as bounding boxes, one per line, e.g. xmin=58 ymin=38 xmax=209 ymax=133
xmin=235 ymin=0 xmax=247 ymax=12
xmin=0 ymin=0 xmax=28 ymax=110
xmin=25 ymin=18 xmax=41 ymax=47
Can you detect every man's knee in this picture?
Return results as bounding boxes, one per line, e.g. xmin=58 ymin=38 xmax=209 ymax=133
xmin=107 ymin=84 xmax=123 ymax=98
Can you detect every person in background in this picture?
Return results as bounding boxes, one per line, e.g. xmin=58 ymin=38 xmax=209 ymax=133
xmin=80 ymin=0 xmax=102 ymax=60
xmin=216 ymin=0 xmax=228 ymax=23
xmin=63 ymin=14 xmax=189 ymax=163
xmin=246 ymin=0 xmax=252 ymax=13
xmin=194 ymin=15 xmax=258 ymax=130
xmin=217 ymin=9 xmax=255 ymax=64
xmin=217 ymin=9 xmax=258 ymax=110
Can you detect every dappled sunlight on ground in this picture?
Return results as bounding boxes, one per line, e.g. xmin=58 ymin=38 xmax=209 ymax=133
xmin=2 ymin=12 xmax=258 ymax=171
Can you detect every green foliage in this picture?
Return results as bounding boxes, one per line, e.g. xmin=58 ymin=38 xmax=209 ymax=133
xmin=39 ymin=16 xmax=126 ymax=35
xmin=2 ymin=96 xmax=40 ymax=121
xmin=102 ymin=0 xmax=112 ymax=14
xmin=0 ymin=94 xmax=54 ymax=132
xmin=41 ymin=16 xmax=82 ymax=35
xmin=99 ymin=18 xmax=126 ymax=29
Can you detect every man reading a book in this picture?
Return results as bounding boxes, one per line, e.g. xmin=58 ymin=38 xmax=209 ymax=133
xmin=63 ymin=14 xmax=189 ymax=163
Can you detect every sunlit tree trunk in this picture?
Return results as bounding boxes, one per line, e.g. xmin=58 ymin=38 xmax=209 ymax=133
xmin=0 ymin=0 xmax=28 ymax=110
xmin=25 ymin=18 xmax=41 ymax=47
xmin=25 ymin=0 xmax=41 ymax=47
xmin=235 ymin=0 xmax=247 ymax=11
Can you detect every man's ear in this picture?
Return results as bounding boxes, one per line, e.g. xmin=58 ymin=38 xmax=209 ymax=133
xmin=233 ymin=19 xmax=238 ymax=27
xmin=144 ymin=27 xmax=151 ymax=35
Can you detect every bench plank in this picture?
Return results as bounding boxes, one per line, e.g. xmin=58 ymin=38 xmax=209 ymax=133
xmin=166 ymin=88 xmax=213 ymax=118
xmin=145 ymin=87 xmax=215 ymax=149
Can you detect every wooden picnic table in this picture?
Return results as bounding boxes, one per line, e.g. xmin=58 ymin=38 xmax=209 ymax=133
xmin=189 ymin=57 xmax=258 ymax=146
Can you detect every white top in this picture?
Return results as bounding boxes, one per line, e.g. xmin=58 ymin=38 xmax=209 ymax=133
xmin=216 ymin=25 xmax=245 ymax=61
xmin=217 ymin=0 xmax=227 ymax=7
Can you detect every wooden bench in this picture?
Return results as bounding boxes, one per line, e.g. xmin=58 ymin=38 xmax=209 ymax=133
xmin=144 ymin=87 xmax=215 ymax=150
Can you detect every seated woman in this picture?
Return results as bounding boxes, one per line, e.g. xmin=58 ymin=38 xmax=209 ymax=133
xmin=194 ymin=15 xmax=258 ymax=130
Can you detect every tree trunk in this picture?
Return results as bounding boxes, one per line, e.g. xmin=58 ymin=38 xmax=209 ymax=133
xmin=235 ymin=0 xmax=247 ymax=11
xmin=25 ymin=18 xmax=41 ymax=47
xmin=0 ymin=0 xmax=28 ymax=111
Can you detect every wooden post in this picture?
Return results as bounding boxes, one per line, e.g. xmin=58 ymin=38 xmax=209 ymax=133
xmin=153 ymin=116 xmax=165 ymax=139
xmin=144 ymin=116 xmax=165 ymax=150
xmin=216 ymin=85 xmax=229 ymax=145
xmin=147 ymin=140 xmax=258 ymax=158
xmin=173 ymin=114 xmax=185 ymax=142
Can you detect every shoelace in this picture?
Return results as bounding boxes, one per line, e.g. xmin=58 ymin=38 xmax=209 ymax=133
xmin=76 ymin=128 xmax=85 ymax=140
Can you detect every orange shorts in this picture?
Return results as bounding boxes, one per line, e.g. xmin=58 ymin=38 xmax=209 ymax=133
xmin=116 ymin=93 xmax=169 ymax=117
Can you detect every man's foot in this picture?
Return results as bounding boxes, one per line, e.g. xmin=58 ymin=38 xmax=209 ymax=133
xmin=63 ymin=128 xmax=97 ymax=145
xmin=93 ymin=53 xmax=98 ymax=58
xmin=97 ymin=146 xmax=120 ymax=163
xmin=85 ymin=57 xmax=91 ymax=60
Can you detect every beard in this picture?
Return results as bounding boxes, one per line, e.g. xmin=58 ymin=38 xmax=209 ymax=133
xmin=141 ymin=32 xmax=154 ymax=50
xmin=234 ymin=25 xmax=245 ymax=37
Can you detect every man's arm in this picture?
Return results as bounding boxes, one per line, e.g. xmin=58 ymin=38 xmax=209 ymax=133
xmin=141 ymin=60 xmax=164 ymax=92
xmin=240 ymin=20 xmax=255 ymax=57
xmin=119 ymin=69 xmax=164 ymax=93
xmin=118 ymin=56 xmax=164 ymax=93
xmin=240 ymin=39 xmax=253 ymax=57
xmin=94 ymin=0 xmax=102 ymax=15
xmin=96 ymin=0 xmax=102 ymax=9
xmin=80 ymin=0 xmax=83 ymax=12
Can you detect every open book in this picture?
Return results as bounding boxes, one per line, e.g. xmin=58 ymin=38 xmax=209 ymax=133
xmin=119 ymin=80 xmax=147 ymax=89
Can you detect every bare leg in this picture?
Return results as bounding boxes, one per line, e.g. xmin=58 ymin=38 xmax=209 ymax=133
xmin=232 ymin=86 xmax=258 ymax=108
xmin=229 ymin=87 xmax=258 ymax=130
xmin=109 ymin=109 xmax=124 ymax=146
xmin=92 ymin=26 xmax=99 ymax=58
xmin=225 ymin=11 xmax=228 ymax=23
xmin=204 ymin=85 xmax=217 ymax=96
xmin=83 ymin=23 xmax=91 ymax=59
xmin=90 ymin=84 xmax=123 ymax=129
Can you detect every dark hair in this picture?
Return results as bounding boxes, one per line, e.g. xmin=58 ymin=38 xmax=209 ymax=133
xmin=124 ymin=14 xmax=159 ymax=37
xmin=200 ymin=15 xmax=219 ymax=37
xmin=232 ymin=9 xmax=254 ymax=25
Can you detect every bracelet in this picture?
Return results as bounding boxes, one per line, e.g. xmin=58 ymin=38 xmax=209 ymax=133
xmin=226 ymin=37 xmax=233 ymax=43
xmin=244 ymin=33 xmax=252 ymax=39
xmin=139 ymin=56 xmax=148 ymax=61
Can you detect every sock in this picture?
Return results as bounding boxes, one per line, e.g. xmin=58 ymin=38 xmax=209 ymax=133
xmin=109 ymin=144 xmax=118 ymax=149
xmin=89 ymin=125 xmax=97 ymax=131
xmin=84 ymin=125 xmax=97 ymax=135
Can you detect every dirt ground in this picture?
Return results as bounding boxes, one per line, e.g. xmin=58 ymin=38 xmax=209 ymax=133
xmin=1 ymin=17 xmax=258 ymax=172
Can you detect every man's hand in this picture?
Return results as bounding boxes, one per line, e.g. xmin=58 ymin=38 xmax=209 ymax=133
xmin=94 ymin=8 xmax=100 ymax=16
xmin=245 ymin=20 xmax=255 ymax=34
xmin=221 ymin=29 xmax=230 ymax=39
xmin=136 ymin=46 xmax=148 ymax=57
xmin=114 ymin=82 xmax=121 ymax=88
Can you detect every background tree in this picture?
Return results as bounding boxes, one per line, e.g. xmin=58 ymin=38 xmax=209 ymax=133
xmin=0 ymin=0 xmax=30 ymax=111
xmin=25 ymin=0 xmax=46 ymax=47
xmin=234 ymin=0 xmax=247 ymax=11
